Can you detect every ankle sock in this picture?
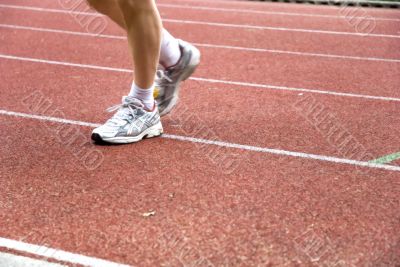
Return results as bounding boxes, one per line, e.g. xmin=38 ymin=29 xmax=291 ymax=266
xmin=159 ymin=29 xmax=181 ymax=68
xmin=128 ymin=83 xmax=155 ymax=111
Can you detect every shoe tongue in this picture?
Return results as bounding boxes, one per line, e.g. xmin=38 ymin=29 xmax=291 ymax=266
xmin=123 ymin=96 xmax=144 ymax=109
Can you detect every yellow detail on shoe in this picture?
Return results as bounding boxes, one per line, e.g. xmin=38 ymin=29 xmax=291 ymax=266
xmin=153 ymin=87 xmax=159 ymax=98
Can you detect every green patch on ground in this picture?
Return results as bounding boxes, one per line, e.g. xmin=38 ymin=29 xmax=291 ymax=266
xmin=369 ymin=152 xmax=400 ymax=165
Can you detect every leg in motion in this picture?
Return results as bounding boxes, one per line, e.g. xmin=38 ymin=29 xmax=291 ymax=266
xmin=88 ymin=0 xmax=201 ymax=143
xmin=155 ymin=29 xmax=201 ymax=116
xmin=87 ymin=0 xmax=201 ymax=117
xmin=118 ymin=0 xmax=162 ymax=91
xmin=91 ymin=0 xmax=163 ymax=143
xmin=87 ymin=0 xmax=126 ymax=29
xmin=88 ymin=0 xmax=162 ymax=92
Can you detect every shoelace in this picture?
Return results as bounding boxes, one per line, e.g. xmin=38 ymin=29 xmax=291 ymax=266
xmin=155 ymin=69 xmax=173 ymax=88
xmin=106 ymin=97 xmax=144 ymax=125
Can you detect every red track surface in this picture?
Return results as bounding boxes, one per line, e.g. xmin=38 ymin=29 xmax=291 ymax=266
xmin=0 ymin=0 xmax=399 ymax=266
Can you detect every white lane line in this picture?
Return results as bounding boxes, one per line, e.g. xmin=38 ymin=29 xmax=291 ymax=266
xmin=189 ymin=77 xmax=400 ymax=102
xmin=0 ymin=4 xmax=399 ymax=39
xmin=0 ymin=24 xmax=126 ymax=40
xmin=0 ymin=237 xmax=130 ymax=267
xmin=192 ymin=42 xmax=400 ymax=63
xmin=157 ymin=3 xmax=400 ymax=22
xmin=1 ymin=109 xmax=400 ymax=172
xmin=0 ymin=54 xmax=131 ymax=73
xmin=14 ymin=0 xmax=400 ymax=22
xmin=164 ymin=18 xmax=400 ymax=39
xmin=2 ymin=23 xmax=400 ymax=63
xmin=0 ymin=109 xmax=101 ymax=128
xmin=1 ymin=53 xmax=399 ymax=103
xmin=0 ymin=4 xmax=103 ymax=16
xmin=0 ymin=251 xmax=66 ymax=267
xmin=162 ymin=0 xmax=400 ymax=7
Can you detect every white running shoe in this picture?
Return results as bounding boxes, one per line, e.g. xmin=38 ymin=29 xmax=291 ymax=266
xmin=154 ymin=39 xmax=201 ymax=116
xmin=91 ymin=96 xmax=163 ymax=144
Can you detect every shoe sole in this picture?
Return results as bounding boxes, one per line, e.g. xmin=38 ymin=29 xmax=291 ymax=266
xmin=159 ymin=42 xmax=201 ymax=117
xmin=91 ymin=121 xmax=164 ymax=144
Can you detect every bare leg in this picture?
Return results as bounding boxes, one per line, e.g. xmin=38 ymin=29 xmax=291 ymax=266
xmin=87 ymin=0 xmax=197 ymax=117
xmin=87 ymin=0 xmax=180 ymax=69
xmin=89 ymin=0 xmax=191 ymax=144
xmin=88 ymin=0 xmax=161 ymax=89
xmin=87 ymin=0 xmax=126 ymax=29
xmin=117 ymin=0 xmax=162 ymax=89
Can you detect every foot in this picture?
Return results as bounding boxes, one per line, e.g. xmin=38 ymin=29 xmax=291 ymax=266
xmin=91 ymin=96 xmax=163 ymax=144
xmin=154 ymin=39 xmax=201 ymax=116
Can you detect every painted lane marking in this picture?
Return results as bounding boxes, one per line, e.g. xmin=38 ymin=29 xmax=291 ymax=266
xmin=164 ymin=18 xmax=400 ymax=39
xmin=2 ymin=23 xmax=400 ymax=63
xmin=0 ymin=54 xmax=131 ymax=73
xmin=156 ymin=3 xmax=400 ymax=22
xmin=160 ymin=0 xmax=400 ymax=10
xmin=369 ymin=152 xmax=400 ymax=164
xmin=2 ymin=1 xmax=399 ymax=22
xmin=1 ymin=53 xmax=400 ymax=103
xmin=0 ymin=4 xmax=399 ymax=38
xmin=191 ymin=43 xmax=400 ymax=63
xmin=0 ymin=23 xmax=126 ymax=40
xmin=0 ymin=237 xmax=130 ymax=267
xmin=0 ymin=251 xmax=66 ymax=267
xmin=1 ymin=109 xmax=400 ymax=172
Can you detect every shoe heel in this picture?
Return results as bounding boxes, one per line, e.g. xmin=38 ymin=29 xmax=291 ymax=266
xmin=182 ymin=46 xmax=201 ymax=81
xmin=145 ymin=122 xmax=164 ymax=139
xmin=189 ymin=45 xmax=201 ymax=67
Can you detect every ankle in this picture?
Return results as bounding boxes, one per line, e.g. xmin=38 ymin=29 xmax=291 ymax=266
xmin=128 ymin=83 xmax=155 ymax=110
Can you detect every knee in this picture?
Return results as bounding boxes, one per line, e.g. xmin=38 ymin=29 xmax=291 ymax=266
xmin=117 ymin=0 xmax=154 ymax=13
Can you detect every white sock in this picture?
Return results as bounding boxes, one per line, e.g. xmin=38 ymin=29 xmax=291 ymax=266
xmin=159 ymin=29 xmax=181 ymax=68
xmin=129 ymin=83 xmax=155 ymax=111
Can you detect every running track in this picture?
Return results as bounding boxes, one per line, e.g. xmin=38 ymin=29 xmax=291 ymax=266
xmin=0 ymin=0 xmax=399 ymax=266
